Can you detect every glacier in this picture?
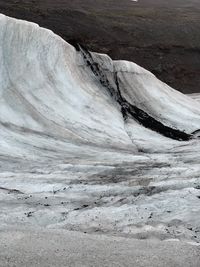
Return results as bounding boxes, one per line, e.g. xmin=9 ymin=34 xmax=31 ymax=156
xmin=0 ymin=13 xmax=200 ymax=250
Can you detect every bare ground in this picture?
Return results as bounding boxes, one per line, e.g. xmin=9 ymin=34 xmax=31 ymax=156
xmin=0 ymin=228 xmax=200 ymax=267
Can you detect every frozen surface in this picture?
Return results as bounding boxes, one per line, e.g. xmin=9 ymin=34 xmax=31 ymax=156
xmin=0 ymin=14 xmax=200 ymax=246
xmin=189 ymin=93 xmax=200 ymax=103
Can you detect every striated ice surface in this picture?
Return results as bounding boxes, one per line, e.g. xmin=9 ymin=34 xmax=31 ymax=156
xmin=0 ymin=14 xmax=200 ymax=244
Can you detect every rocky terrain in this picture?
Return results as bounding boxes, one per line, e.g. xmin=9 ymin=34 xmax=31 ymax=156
xmin=0 ymin=0 xmax=199 ymax=93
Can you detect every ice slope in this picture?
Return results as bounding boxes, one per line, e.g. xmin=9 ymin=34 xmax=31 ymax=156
xmin=189 ymin=93 xmax=200 ymax=103
xmin=0 ymin=14 xmax=200 ymax=244
xmin=1 ymin=14 xmax=200 ymax=154
xmin=0 ymin=15 xmax=137 ymax=154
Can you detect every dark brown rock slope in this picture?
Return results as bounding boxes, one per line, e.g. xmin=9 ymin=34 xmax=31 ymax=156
xmin=0 ymin=0 xmax=199 ymax=93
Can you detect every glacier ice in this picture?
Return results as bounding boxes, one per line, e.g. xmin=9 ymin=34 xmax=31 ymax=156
xmin=0 ymin=14 xmax=200 ymax=244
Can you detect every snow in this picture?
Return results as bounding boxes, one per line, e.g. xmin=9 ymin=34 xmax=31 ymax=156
xmin=0 ymin=14 xmax=200 ymax=244
xmin=189 ymin=93 xmax=200 ymax=103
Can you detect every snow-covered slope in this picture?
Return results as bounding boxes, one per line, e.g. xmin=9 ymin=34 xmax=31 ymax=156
xmin=189 ymin=93 xmax=200 ymax=103
xmin=0 ymin=14 xmax=200 ymax=244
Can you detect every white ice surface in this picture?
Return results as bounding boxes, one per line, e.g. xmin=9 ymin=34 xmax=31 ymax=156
xmin=0 ymin=14 xmax=200 ymax=244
